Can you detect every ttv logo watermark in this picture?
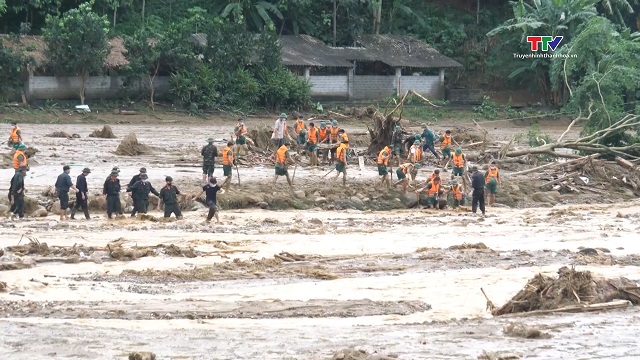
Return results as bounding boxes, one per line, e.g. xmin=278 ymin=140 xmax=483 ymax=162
xmin=526 ymin=36 xmax=563 ymax=51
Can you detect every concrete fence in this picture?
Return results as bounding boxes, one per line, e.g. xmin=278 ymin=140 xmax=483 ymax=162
xmin=25 ymin=75 xmax=171 ymax=101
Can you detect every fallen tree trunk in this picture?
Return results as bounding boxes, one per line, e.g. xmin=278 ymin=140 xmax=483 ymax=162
xmin=539 ymin=172 xmax=579 ymax=188
xmin=506 ymin=300 xmax=631 ymax=318
xmin=616 ymin=156 xmax=638 ymax=172
xmin=509 ymin=154 xmax=600 ymax=176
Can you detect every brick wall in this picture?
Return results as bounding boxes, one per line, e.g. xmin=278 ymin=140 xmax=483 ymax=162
xmin=352 ymin=76 xmax=396 ymax=100
xmin=400 ymin=76 xmax=443 ymax=99
xmin=26 ymin=75 xmax=170 ymax=101
xmin=308 ymin=76 xmax=349 ymax=98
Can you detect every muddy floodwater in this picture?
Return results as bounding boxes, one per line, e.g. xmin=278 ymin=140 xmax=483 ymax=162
xmin=1 ymin=123 xmax=640 ymax=359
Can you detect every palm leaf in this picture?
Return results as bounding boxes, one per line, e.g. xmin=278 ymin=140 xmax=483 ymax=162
xmin=259 ymin=1 xmax=284 ymax=20
xmin=221 ymin=3 xmax=240 ymax=18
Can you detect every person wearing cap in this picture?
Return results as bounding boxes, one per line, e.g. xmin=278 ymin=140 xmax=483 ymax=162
xmin=103 ymin=171 xmax=124 ymax=219
xmin=128 ymin=173 xmax=160 ymax=217
xmin=394 ymin=162 xmax=419 ymax=193
xmin=447 ymin=147 xmax=467 ymax=177
xmin=221 ymin=140 xmax=236 ymax=190
xmin=272 ymin=113 xmax=292 ymax=149
xmin=415 ymin=174 xmax=441 ymax=208
xmin=318 ymin=122 xmax=330 ymax=163
xmin=9 ymin=166 xmax=28 ymax=220
xmin=296 ymin=127 xmax=307 ymax=154
xmin=71 ymin=167 xmax=91 ymax=220
xmin=8 ymin=121 xmax=22 ymax=148
xmin=201 ymin=138 xmax=218 ymax=184
xmin=392 ymin=125 xmax=404 ymax=163
xmin=158 ymin=176 xmax=183 ymax=219
xmin=129 ymin=167 xmax=147 ymax=189
xmin=293 ymin=114 xmax=306 ymax=137
xmin=12 ymin=143 xmax=28 ymax=172
xmin=421 ymin=124 xmax=439 ymax=160
xmin=234 ymin=118 xmax=248 ymax=146
xmin=377 ymin=145 xmax=392 ymax=188
xmin=307 ymin=122 xmax=320 ymax=166
xmin=327 ymin=120 xmax=340 ymax=164
xmin=195 ymin=176 xmax=226 ymax=224
xmin=443 ymin=179 xmax=466 ymax=209
xmin=471 ymin=165 xmax=486 ymax=216
xmin=485 ymin=160 xmax=501 ymax=206
xmin=54 ymin=165 xmax=78 ymax=221
xmin=106 ymin=166 xmax=120 ymax=181
xmin=408 ymin=140 xmax=423 ymax=163
xmin=439 ymin=130 xmax=458 ymax=161
xmin=273 ymin=141 xmax=295 ymax=188
xmin=334 ymin=140 xmax=349 ymax=186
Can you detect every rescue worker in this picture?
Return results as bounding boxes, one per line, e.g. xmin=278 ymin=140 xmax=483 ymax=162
xmin=485 ymin=160 xmax=501 ymax=206
xmin=8 ymin=121 xmax=22 ymax=148
xmin=307 ymin=122 xmax=319 ymax=166
xmin=272 ymin=113 xmax=292 ymax=148
xmin=408 ymin=140 xmax=423 ymax=163
xmin=318 ymin=121 xmax=330 ymax=163
xmin=158 ymin=176 xmax=183 ymax=219
xmin=201 ymin=138 xmax=218 ymax=183
xmin=234 ymin=118 xmax=248 ymax=146
xmin=449 ymin=147 xmax=467 ymax=177
xmin=439 ymin=130 xmax=458 ymax=161
xmin=296 ymin=128 xmax=307 ymax=155
xmin=128 ymin=173 xmax=160 ymax=217
xmin=394 ymin=162 xmax=418 ymax=193
xmin=9 ymin=166 xmax=27 ymax=220
xmin=377 ymin=145 xmax=392 ymax=188
xmin=106 ymin=166 xmax=120 ymax=181
xmin=103 ymin=171 xmax=124 ymax=219
xmin=13 ymin=143 xmax=28 ymax=172
xmin=128 ymin=167 xmax=147 ymax=189
xmin=195 ymin=176 xmax=226 ymax=224
xmin=221 ymin=140 xmax=235 ymax=190
xmin=421 ymin=123 xmax=439 ymax=160
xmin=71 ymin=167 xmax=91 ymax=220
xmin=338 ymin=128 xmax=350 ymax=162
xmin=334 ymin=140 xmax=349 ymax=186
xmin=471 ymin=165 xmax=486 ymax=216
xmin=294 ymin=115 xmax=306 ymax=137
xmin=444 ymin=179 xmax=465 ymax=209
xmin=328 ymin=120 xmax=340 ymax=163
xmin=54 ymin=165 xmax=78 ymax=221
xmin=273 ymin=141 xmax=295 ymax=188
xmin=422 ymin=176 xmax=441 ymax=208
xmin=392 ymin=125 xmax=404 ymax=161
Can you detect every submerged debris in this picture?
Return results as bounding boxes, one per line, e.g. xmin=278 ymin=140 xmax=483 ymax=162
xmin=128 ymin=352 xmax=156 ymax=360
xmin=478 ymin=351 xmax=520 ymax=360
xmin=89 ymin=125 xmax=116 ymax=138
xmin=502 ymin=322 xmax=551 ymax=339
xmin=449 ymin=242 xmax=490 ymax=250
xmin=330 ymin=347 xmax=398 ymax=360
xmin=115 ymin=132 xmax=152 ymax=156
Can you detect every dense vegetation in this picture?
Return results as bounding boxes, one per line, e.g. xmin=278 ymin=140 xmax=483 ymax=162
xmin=0 ymin=0 xmax=639 ymax=128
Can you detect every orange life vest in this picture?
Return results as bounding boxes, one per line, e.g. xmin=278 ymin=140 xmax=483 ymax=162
xmin=295 ymin=120 xmax=305 ymax=135
xmin=319 ymin=128 xmax=328 ymax=142
xmin=222 ymin=146 xmax=233 ymax=165
xmin=336 ymin=144 xmax=347 ymax=162
xmin=276 ymin=145 xmax=288 ymax=165
xmin=429 ymin=173 xmax=439 ymax=182
xmin=441 ymin=134 xmax=452 ymax=149
xmin=400 ymin=163 xmax=413 ymax=174
xmin=410 ymin=145 xmax=422 ymax=162
xmin=377 ymin=147 xmax=390 ymax=166
xmin=236 ymin=124 xmax=247 ymax=136
xmin=13 ymin=150 xmax=27 ymax=169
xmin=428 ymin=183 xmax=440 ymax=197
xmin=308 ymin=126 xmax=318 ymax=144
xmin=452 ymin=184 xmax=463 ymax=200
xmin=10 ymin=127 xmax=20 ymax=142
xmin=452 ymin=153 xmax=465 ymax=167
xmin=330 ymin=127 xmax=340 ymax=142
xmin=486 ymin=167 xmax=499 ymax=184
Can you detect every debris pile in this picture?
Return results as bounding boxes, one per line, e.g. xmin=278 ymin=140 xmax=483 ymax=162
xmin=115 ymin=132 xmax=152 ymax=156
xmin=330 ymin=347 xmax=398 ymax=360
xmin=45 ymin=131 xmax=73 ymax=138
xmin=487 ymin=266 xmax=639 ymax=316
xmin=502 ymin=322 xmax=551 ymax=339
xmin=89 ymin=125 xmax=116 ymax=138
xmin=128 ymin=352 xmax=156 ymax=360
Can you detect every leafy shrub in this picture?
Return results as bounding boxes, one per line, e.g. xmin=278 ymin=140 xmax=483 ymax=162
xmin=256 ymin=65 xmax=311 ymax=111
xmin=169 ymin=64 xmax=219 ymax=111
xmin=217 ymin=69 xmax=260 ymax=110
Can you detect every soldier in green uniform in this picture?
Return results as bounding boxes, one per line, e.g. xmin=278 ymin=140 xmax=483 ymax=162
xmin=158 ymin=176 xmax=183 ymax=219
xmin=391 ymin=125 xmax=404 ymax=162
xmin=201 ymin=138 xmax=218 ymax=184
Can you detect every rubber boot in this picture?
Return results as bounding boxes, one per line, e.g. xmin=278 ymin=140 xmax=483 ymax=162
xmin=70 ymin=208 xmax=76 ymax=219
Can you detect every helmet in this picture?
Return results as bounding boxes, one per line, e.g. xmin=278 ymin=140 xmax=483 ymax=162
xmin=165 ymin=176 xmax=173 ymax=182
xmin=452 ymin=180 xmax=458 ymax=185
xmin=332 ymin=120 xmax=338 ymax=126
xmin=207 ymin=137 xmax=214 ymax=143
xmin=455 ymin=148 xmax=462 ymax=155
xmin=17 ymin=143 xmax=27 ymax=150
xmin=413 ymin=140 xmax=420 ymax=145
xmin=279 ymin=113 xmax=287 ymax=118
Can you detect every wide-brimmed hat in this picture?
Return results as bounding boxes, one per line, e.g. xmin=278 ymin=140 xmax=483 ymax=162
xmin=139 ymin=167 xmax=147 ymax=173
xmin=82 ymin=167 xmax=91 ymax=173
xmin=207 ymin=137 xmax=214 ymax=143
xmin=279 ymin=113 xmax=287 ymax=118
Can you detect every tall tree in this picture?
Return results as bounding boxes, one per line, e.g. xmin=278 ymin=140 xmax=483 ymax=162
xmin=124 ymin=28 xmax=163 ymax=110
xmin=0 ymin=0 xmax=6 ymax=15
xmin=43 ymin=2 xmax=110 ymax=104
xmin=221 ymin=0 xmax=284 ymax=30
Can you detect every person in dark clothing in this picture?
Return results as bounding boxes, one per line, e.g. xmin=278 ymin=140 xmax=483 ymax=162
xmin=71 ymin=167 xmax=91 ymax=220
xmin=201 ymin=138 xmax=218 ymax=184
xmin=55 ymin=165 xmax=78 ymax=221
xmin=470 ymin=165 xmax=486 ymax=216
xmin=420 ymin=124 xmax=440 ymax=160
xmin=128 ymin=167 xmax=147 ymax=189
xmin=195 ymin=176 xmax=226 ymax=223
xmin=128 ymin=173 xmax=160 ymax=217
xmin=158 ymin=176 xmax=183 ymax=219
xmin=103 ymin=171 xmax=123 ymax=219
xmin=9 ymin=166 xmax=27 ymax=220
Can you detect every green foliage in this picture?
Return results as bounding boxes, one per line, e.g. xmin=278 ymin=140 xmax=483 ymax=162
xmin=217 ymin=69 xmax=260 ymax=109
xmin=0 ymin=41 xmax=31 ymax=100
xmin=123 ymin=27 xmax=163 ymax=108
xmin=42 ymin=3 xmax=110 ymax=104
xmin=169 ymin=64 xmax=219 ymax=112
xmin=255 ymin=65 xmax=311 ymax=110
xmin=0 ymin=0 xmax=6 ymax=14
xmin=473 ymin=96 xmax=500 ymax=119
xmin=527 ymin=123 xmax=551 ymax=147
xmin=552 ymin=16 xmax=640 ymax=144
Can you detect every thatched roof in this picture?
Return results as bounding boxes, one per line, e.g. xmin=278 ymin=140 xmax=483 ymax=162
xmin=0 ymin=35 xmax=129 ymax=69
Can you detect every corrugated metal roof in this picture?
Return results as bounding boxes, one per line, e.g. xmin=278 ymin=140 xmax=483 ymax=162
xmin=279 ymin=35 xmax=354 ymax=68
xmin=352 ymin=35 xmax=462 ymax=68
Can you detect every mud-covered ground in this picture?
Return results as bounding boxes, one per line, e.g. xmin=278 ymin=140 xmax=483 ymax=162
xmin=1 ymin=118 xmax=640 ymax=359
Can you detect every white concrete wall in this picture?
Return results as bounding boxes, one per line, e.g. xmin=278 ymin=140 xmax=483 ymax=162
xmin=308 ymin=76 xmax=349 ymax=97
xmin=25 ymin=75 xmax=170 ymax=101
xmin=400 ymin=75 xmax=443 ymax=99
xmin=352 ymin=76 xmax=396 ymax=100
